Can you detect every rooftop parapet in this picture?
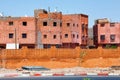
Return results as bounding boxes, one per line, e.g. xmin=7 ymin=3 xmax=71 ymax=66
xmin=95 ymin=18 xmax=109 ymax=24
xmin=34 ymin=9 xmax=62 ymax=19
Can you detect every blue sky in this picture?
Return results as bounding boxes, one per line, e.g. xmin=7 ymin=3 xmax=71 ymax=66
xmin=0 ymin=0 xmax=120 ymax=27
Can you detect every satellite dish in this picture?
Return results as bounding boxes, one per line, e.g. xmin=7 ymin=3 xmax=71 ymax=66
xmin=55 ymin=9 xmax=57 ymax=12
xmin=25 ymin=14 xmax=28 ymax=17
xmin=54 ymin=7 xmax=58 ymax=12
xmin=0 ymin=12 xmax=3 ymax=17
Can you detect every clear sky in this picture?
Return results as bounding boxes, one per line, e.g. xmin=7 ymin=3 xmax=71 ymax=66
xmin=0 ymin=0 xmax=120 ymax=27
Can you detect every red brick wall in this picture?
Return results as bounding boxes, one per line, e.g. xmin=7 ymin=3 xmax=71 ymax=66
xmin=0 ymin=17 xmax=36 ymax=45
xmin=0 ymin=47 xmax=120 ymax=68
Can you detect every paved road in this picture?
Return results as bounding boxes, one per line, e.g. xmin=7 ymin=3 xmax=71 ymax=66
xmin=0 ymin=76 xmax=120 ymax=80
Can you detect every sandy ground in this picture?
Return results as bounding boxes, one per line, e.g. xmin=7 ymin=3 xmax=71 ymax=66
xmin=3 ymin=58 xmax=120 ymax=69
xmin=0 ymin=67 xmax=120 ymax=75
xmin=82 ymin=58 xmax=120 ymax=68
xmin=0 ymin=58 xmax=120 ymax=75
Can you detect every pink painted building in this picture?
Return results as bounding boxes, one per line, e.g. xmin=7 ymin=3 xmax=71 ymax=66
xmin=62 ymin=14 xmax=88 ymax=48
xmin=0 ymin=17 xmax=36 ymax=48
xmin=93 ymin=18 xmax=120 ymax=48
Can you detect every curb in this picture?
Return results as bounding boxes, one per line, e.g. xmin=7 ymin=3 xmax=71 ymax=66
xmin=0 ymin=72 xmax=119 ymax=78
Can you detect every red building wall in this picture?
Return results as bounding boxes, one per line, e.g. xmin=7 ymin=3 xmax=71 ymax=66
xmin=93 ymin=18 xmax=120 ymax=47
xmin=62 ymin=14 xmax=88 ymax=48
xmin=35 ymin=9 xmax=88 ymax=48
xmin=36 ymin=9 xmax=62 ymax=46
xmin=0 ymin=9 xmax=88 ymax=49
xmin=0 ymin=17 xmax=36 ymax=48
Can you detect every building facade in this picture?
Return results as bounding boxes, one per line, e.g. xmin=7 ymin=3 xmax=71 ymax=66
xmin=35 ymin=9 xmax=88 ymax=48
xmin=35 ymin=9 xmax=62 ymax=48
xmin=62 ymin=14 xmax=88 ymax=48
xmin=93 ymin=18 xmax=120 ymax=48
xmin=0 ymin=9 xmax=88 ymax=49
xmin=0 ymin=17 xmax=36 ymax=49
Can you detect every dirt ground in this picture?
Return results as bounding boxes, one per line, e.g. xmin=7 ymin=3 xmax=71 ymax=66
xmin=4 ymin=58 xmax=120 ymax=69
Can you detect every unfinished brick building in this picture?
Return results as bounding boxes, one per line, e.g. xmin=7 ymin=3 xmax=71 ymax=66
xmin=93 ymin=18 xmax=120 ymax=48
xmin=35 ymin=9 xmax=88 ymax=48
xmin=0 ymin=9 xmax=88 ymax=49
xmin=0 ymin=17 xmax=36 ymax=49
xmin=35 ymin=9 xmax=62 ymax=48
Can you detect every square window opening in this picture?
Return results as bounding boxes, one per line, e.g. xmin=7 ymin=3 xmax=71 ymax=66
xmin=53 ymin=22 xmax=57 ymax=26
xmin=22 ymin=33 xmax=27 ymax=38
xmin=9 ymin=33 xmax=14 ymax=38
xmin=43 ymin=22 xmax=47 ymax=26
xmin=60 ymin=22 xmax=62 ymax=27
xmin=77 ymin=35 xmax=79 ymax=39
xmin=100 ymin=35 xmax=105 ymax=41
xmin=110 ymin=35 xmax=115 ymax=41
xmin=9 ymin=21 xmax=13 ymax=26
xmin=65 ymin=34 xmax=68 ymax=38
xmin=53 ymin=35 xmax=57 ymax=39
xmin=77 ymin=24 xmax=79 ymax=27
xmin=23 ymin=22 xmax=27 ymax=26
xmin=67 ymin=23 xmax=70 ymax=27
xmin=43 ymin=35 xmax=47 ymax=38
xmin=73 ymin=34 xmax=75 ymax=38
